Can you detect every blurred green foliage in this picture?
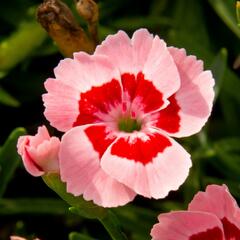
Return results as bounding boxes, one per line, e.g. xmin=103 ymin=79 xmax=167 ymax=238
xmin=0 ymin=0 xmax=240 ymax=239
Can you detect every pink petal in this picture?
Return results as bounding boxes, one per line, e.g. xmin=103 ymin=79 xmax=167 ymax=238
xmin=43 ymin=79 xmax=80 ymax=132
xmin=142 ymin=35 xmax=180 ymax=101
xmin=152 ymin=47 xmax=214 ymax=137
xmin=59 ymin=124 xmax=136 ymax=207
xmin=96 ymin=29 xmax=180 ymax=111
xmin=30 ymin=126 xmax=50 ymax=147
xmin=188 ymin=184 xmax=240 ymax=234
xmin=101 ymin=128 xmax=191 ymax=198
xmin=43 ymin=53 xmax=121 ymax=132
xmin=150 ymin=211 xmax=225 ymax=240
xmin=95 ymin=30 xmax=134 ymax=74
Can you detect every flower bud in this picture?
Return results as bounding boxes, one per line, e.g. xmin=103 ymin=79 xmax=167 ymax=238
xmin=17 ymin=126 xmax=60 ymax=176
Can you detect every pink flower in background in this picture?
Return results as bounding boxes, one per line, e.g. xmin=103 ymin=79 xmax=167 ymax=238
xmin=10 ymin=236 xmax=40 ymax=240
xmin=43 ymin=29 xmax=214 ymax=207
xmin=151 ymin=184 xmax=240 ymax=240
xmin=17 ymin=126 xmax=60 ymax=176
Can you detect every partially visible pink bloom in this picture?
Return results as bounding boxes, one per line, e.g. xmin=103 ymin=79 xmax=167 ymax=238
xmin=151 ymin=184 xmax=240 ymax=240
xmin=43 ymin=29 xmax=214 ymax=207
xmin=10 ymin=237 xmax=26 ymax=240
xmin=17 ymin=126 xmax=60 ymax=176
xmin=10 ymin=236 xmax=40 ymax=240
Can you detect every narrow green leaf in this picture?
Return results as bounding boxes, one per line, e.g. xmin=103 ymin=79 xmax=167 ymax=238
xmin=208 ymin=0 xmax=240 ymax=38
xmin=168 ymin=0 xmax=213 ymax=66
xmin=42 ymin=173 xmax=107 ymax=219
xmin=213 ymin=138 xmax=240 ymax=179
xmin=0 ymin=86 xmax=20 ymax=107
xmin=99 ymin=210 xmax=128 ymax=240
xmin=220 ymin=91 xmax=240 ymax=134
xmin=223 ymin=68 xmax=240 ymax=104
xmin=43 ymin=174 xmax=127 ymax=240
xmin=0 ymin=21 xmax=47 ymax=72
xmin=210 ymin=48 xmax=228 ymax=100
xmin=0 ymin=127 xmax=26 ymax=197
xmin=237 ymin=1 xmax=240 ymax=27
xmin=0 ymin=198 xmax=68 ymax=215
xmin=111 ymin=16 xmax=172 ymax=31
xmin=150 ymin=0 xmax=168 ymax=16
xmin=69 ymin=232 xmax=95 ymax=240
xmin=114 ymin=204 xmax=156 ymax=240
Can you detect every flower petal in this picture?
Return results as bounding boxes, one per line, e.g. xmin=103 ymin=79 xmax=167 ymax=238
xmin=59 ymin=124 xmax=136 ymax=207
xmin=96 ymin=29 xmax=180 ymax=111
xmin=101 ymin=129 xmax=191 ymax=198
xmin=151 ymin=211 xmax=225 ymax=240
xmin=188 ymin=184 xmax=240 ymax=235
xmin=43 ymin=53 xmax=122 ymax=132
xmin=152 ymin=47 xmax=214 ymax=137
xmin=43 ymin=79 xmax=81 ymax=132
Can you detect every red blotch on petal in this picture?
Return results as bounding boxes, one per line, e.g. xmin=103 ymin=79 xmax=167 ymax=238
xmin=135 ymin=72 xmax=164 ymax=112
xmin=189 ymin=227 xmax=224 ymax=240
xmin=121 ymin=73 xmax=136 ymax=102
xmin=25 ymin=139 xmax=43 ymax=172
xmin=155 ymin=94 xmax=180 ymax=133
xmin=222 ymin=217 xmax=240 ymax=240
xmin=111 ymin=133 xmax=171 ymax=165
xmin=85 ymin=125 xmax=116 ymax=158
xmin=73 ymin=79 xmax=122 ymax=126
xmin=121 ymin=72 xmax=164 ymax=113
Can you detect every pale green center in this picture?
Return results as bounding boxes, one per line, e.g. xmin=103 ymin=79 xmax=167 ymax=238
xmin=118 ymin=117 xmax=142 ymax=133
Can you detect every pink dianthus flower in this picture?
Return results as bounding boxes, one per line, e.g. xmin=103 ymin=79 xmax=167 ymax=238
xmin=151 ymin=184 xmax=240 ymax=240
xmin=43 ymin=29 xmax=214 ymax=207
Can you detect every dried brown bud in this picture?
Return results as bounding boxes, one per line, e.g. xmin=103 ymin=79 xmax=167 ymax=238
xmin=75 ymin=0 xmax=99 ymax=44
xmin=37 ymin=0 xmax=95 ymax=57
xmin=75 ymin=0 xmax=99 ymax=23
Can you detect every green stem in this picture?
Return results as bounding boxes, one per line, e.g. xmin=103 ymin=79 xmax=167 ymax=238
xmin=42 ymin=174 xmax=128 ymax=240
xmin=0 ymin=21 xmax=47 ymax=72
xmin=99 ymin=210 xmax=128 ymax=240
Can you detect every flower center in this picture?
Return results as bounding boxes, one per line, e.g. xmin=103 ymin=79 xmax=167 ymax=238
xmin=118 ymin=116 xmax=142 ymax=133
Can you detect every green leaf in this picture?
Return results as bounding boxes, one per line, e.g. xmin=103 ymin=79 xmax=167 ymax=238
xmin=69 ymin=232 xmax=95 ymax=240
xmin=0 ymin=198 xmax=68 ymax=215
xmin=210 ymin=48 xmax=228 ymax=100
xmin=237 ymin=1 xmax=240 ymax=27
xmin=0 ymin=127 xmax=26 ymax=197
xmin=111 ymin=16 xmax=172 ymax=31
xmin=0 ymin=86 xmax=20 ymax=107
xmin=222 ymin=68 xmax=240 ymax=104
xmin=150 ymin=0 xmax=168 ymax=16
xmin=213 ymin=138 xmax=240 ymax=179
xmin=114 ymin=204 xmax=156 ymax=240
xmin=168 ymin=0 xmax=213 ymax=66
xmin=0 ymin=21 xmax=47 ymax=72
xmin=42 ymin=173 xmax=107 ymax=219
xmin=43 ymin=175 xmax=127 ymax=240
xmin=219 ymin=91 xmax=240 ymax=134
xmin=208 ymin=0 xmax=240 ymax=39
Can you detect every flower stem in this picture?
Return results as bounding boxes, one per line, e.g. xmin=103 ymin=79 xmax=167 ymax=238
xmin=42 ymin=174 xmax=128 ymax=240
xmin=99 ymin=210 xmax=128 ymax=240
